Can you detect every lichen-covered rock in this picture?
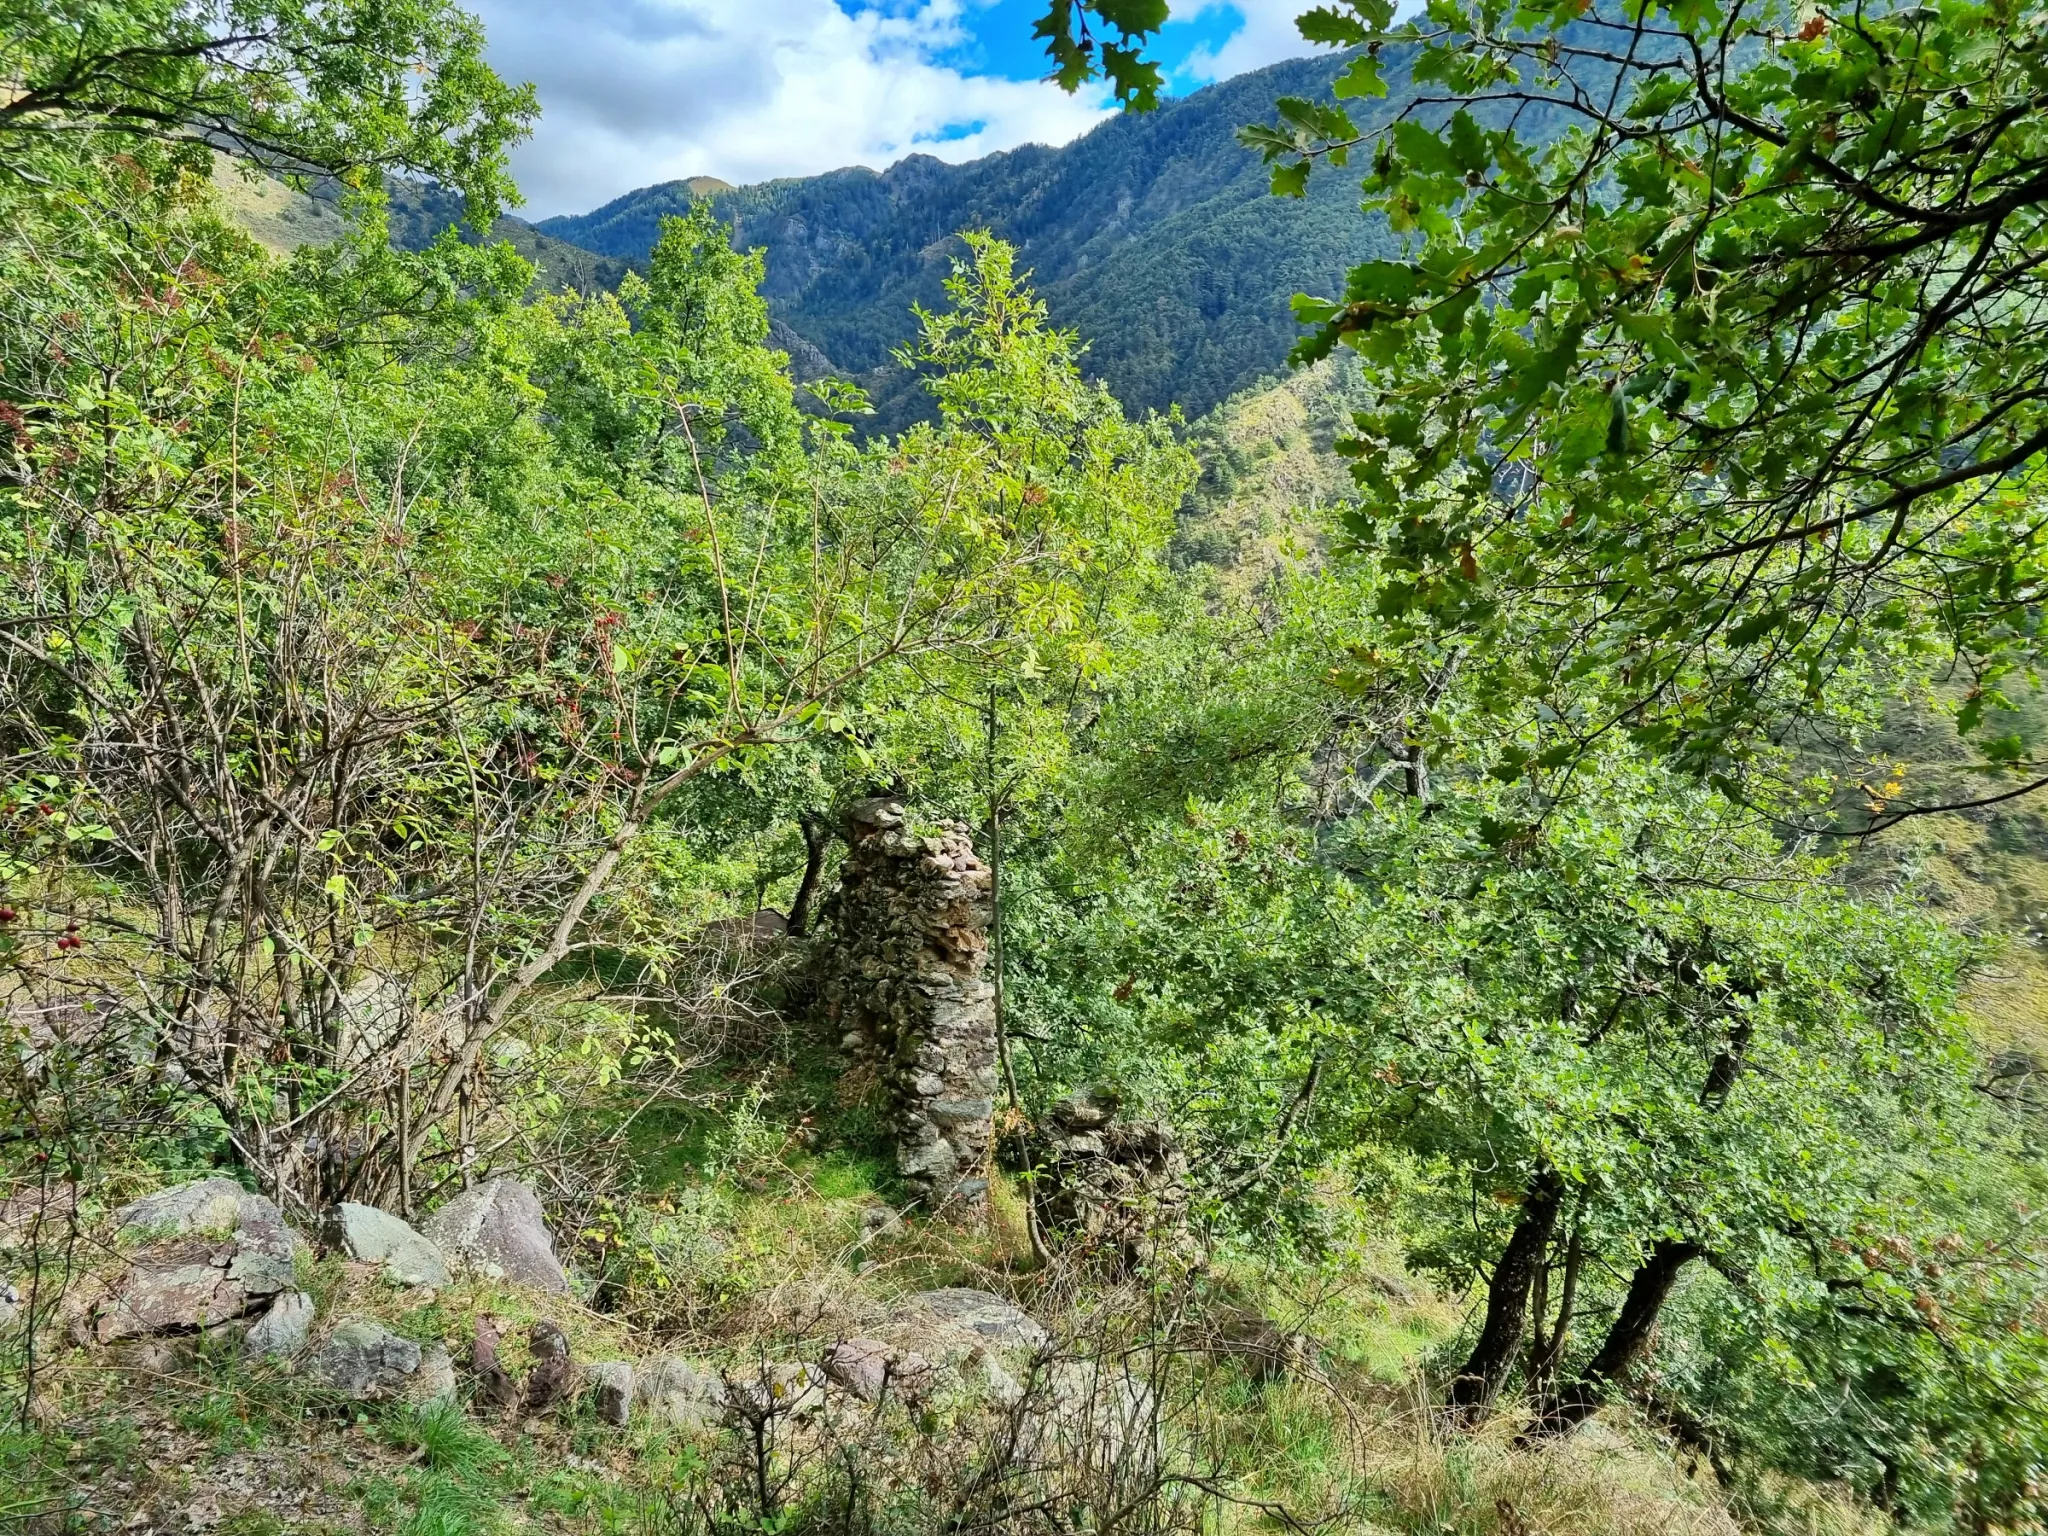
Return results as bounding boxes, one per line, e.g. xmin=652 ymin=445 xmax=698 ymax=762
xmin=410 ymin=1343 xmax=457 ymax=1405
xmin=329 ymin=1203 xmax=450 ymax=1288
xmin=313 ymin=1320 xmax=450 ymax=1402
xmin=420 ymin=1179 xmax=567 ymax=1293
xmin=633 ymin=1357 xmax=728 ymax=1427
xmin=816 ymin=799 xmax=997 ymax=1209
xmin=95 ymin=1178 xmax=302 ymax=1342
xmin=243 ymin=1290 xmax=316 ymax=1360
xmin=313 ymin=1320 xmax=426 ymax=1400
xmin=726 ymin=1362 xmax=827 ymax=1420
xmin=894 ymin=1288 xmax=1049 ymax=1352
xmin=822 ymin=1337 xmax=936 ymax=1403
xmin=94 ymin=1247 xmax=248 ymax=1342
xmin=589 ymin=1360 xmax=633 ymax=1425
xmin=115 ymin=1179 xmax=248 ymax=1239
xmin=1021 ymin=1360 xmax=1160 ymax=1477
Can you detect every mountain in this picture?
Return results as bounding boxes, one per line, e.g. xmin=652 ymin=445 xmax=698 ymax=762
xmin=538 ymin=51 xmax=1412 ymax=428
xmin=378 ymin=178 xmax=637 ymax=295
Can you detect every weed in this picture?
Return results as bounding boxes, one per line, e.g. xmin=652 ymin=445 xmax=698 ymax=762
xmin=387 ymin=1400 xmax=505 ymax=1475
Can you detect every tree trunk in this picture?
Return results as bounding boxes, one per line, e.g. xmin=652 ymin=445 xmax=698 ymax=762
xmin=1526 ymin=1216 xmax=1582 ymax=1404
xmin=786 ymin=811 xmax=831 ymax=937
xmin=1530 ymin=1238 xmax=1701 ymax=1437
xmin=1447 ymin=1168 xmax=1562 ymax=1421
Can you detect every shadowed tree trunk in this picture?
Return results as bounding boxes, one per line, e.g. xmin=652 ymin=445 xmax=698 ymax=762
xmin=1448 ymin=1167 xmax=1562 ymax=1421
xmin=785 ymin=811 xmax=832 ymax=938
xmin=1531 ymin=1237 xmax=1702 ymax=1436
xmin=1525 ymin=1011 xmax=1752 ymax=1437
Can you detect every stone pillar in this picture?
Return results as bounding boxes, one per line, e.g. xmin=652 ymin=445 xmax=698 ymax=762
xmin=818 ymin=798 xmax=997 ymax=1209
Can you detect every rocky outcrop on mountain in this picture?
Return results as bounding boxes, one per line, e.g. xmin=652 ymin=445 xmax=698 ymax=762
xmin=817 ymin=798 xmax=997 ymax=1209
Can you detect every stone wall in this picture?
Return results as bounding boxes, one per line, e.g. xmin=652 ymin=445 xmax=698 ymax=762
xmin=816 ymin=798 xmax=997 ymax=1210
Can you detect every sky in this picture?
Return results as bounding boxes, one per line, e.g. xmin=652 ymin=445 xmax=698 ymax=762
xmin=468 ymin=0 xmax=1323 ymax=219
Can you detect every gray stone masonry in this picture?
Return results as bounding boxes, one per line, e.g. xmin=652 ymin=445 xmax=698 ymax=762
xmin=817 ymin=798 xmax=998 ymax=1210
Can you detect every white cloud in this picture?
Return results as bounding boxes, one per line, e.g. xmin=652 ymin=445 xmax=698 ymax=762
xmin=1177 ymin=0 xmax=1326 ymax=84
xmin=472 ymin=0 xmax=1117 ymax=218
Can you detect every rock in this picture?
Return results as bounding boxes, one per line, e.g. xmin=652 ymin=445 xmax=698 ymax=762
xmin=1364 ymin=1271 xmax=1416 ymax=1306
xmin=1209 ymin=1309 xmax=1318 ymax=1383
xmin=421 ymin=1179 xmax=568 ymax=1293
xmin=95 ymin=1246 xmax=253 ymax=1342
xmin=704 ymin=909 xmax=791 ymax=947
xmin=0 ymin=1182 xmax=78 ymax=1254
xmin=858 ymin=1205 xmax=904 ymax=1241
xmin=115 ymin=1178 xmax=249 ymax=1239
xmin=472 ymin=1314 xmax=522 ymax=1411
xmin=726 ymin=1362 xmax=826 ymax=1420
xmin=522 ymin=1320 xmax=575 ymax=1414
xmin=1032 ymin=1096 xmax=1189 ymax=1276
xmin=409 ymin=1343 xmax=457 ymax=1405
xmin=896 ymin=1288 xmax=1049 ymax=1352
xmin=242 ymin=1291 xmax=315 ymax=1360
xmin=823 ymin=1337 xmax=937 ymax=1404
xmin=313 ymin=1319 xmax=429 ymax=1401
xmin=633 ymin=1357 xmax=728 ymax=1428
xmin=1049 ymin=1085 xmax=1120 ymax=1132
xmin=330 ymin=1203 xmax=450 ymax=1287
xmin=1021 ymin=1360 xmax=1159 ymax=1477
xmin=589 ymin=1360 xmax=633 ymax=1425
xmin=958 ymin=1347 xmax=1024 ymax=1407
xmin=0 ymin=1279 xmax=18 ymax=1332
xmin=94 ymin=1178 xmax=304 ymax=1343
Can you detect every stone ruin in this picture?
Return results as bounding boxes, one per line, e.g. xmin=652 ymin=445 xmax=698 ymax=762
xmin=816 ymin=797 xmax=998 ymax=1210
xmin=1033 ymin=1085 xmax=1191 ymax=1275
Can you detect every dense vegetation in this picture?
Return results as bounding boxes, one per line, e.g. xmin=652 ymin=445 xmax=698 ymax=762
xmin=4 ymin=1 xmax=2048 ymax=1533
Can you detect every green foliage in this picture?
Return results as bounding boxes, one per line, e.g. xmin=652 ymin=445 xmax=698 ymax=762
xmin=0 ymin=0 xmax=537 ymax=220
xmin=1242 ymin=0 xmax=2048 ymax=806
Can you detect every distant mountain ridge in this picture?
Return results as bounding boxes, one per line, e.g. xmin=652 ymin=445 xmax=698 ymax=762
xmin=538 ymin=51 xmax=1412 ymax=427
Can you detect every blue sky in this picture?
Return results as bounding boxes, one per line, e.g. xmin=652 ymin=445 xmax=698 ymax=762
xmin=468 ymin=0 xmax=1317 ymax=218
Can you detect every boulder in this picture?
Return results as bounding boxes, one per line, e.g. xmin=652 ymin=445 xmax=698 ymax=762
xmin=1021 ymin=1360 xmax=1159 ymax=1478
xmin=95 ymin=1177 xmax=302 ymax=1342
xmin=94 ymin=1247 xmax=247 ymax=1342
xmin=1208 ymin=1308 xmax=1318 ymax=1383
xmin=313 ymin=1319 xmax=446 ymax=1402
xmin=411 ymin=1343 xmax=458 ymax=1405
xmin=633 ymin=1357 xmax=728 ymax=1428
xmin=243 ymin=1291 xmax=316 ymax=1360
xmin=894 ymin=1288 xmax=1048 ymax=1352
xmin=521 ymin=1320 xmax=576 ymax=1415
xmin=115 ymin=1178 xmax=248 ymax=1238
xmin=330 ymin=1203 xmax=450 ymax=1288
xmin=421 ymin=1179 xmax=568 ymax=1293
xmin=588 ymin=1360 xmax=633 ymax=1426
xmin=822 ymin=1337 xmax=935 ymax=1403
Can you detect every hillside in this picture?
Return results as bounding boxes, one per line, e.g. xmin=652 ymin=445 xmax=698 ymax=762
xmin=537 ymin=51 xmax=1411 ymax=428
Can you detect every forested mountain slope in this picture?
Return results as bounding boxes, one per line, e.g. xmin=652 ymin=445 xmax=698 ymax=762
xmin=537 ymin=51 xmax=1407 ymax=425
